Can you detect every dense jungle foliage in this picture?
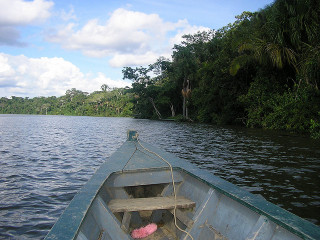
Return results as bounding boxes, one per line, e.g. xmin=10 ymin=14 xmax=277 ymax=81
xmin=0 ymin=86 xmax=134 ymax=117
xmin=123 ymin=0 xmax=320 ymax=139
xmin=1 ymin=0 xmax=320 ymax=138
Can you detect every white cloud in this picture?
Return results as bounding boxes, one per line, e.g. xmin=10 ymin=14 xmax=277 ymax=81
xmin=0 ymin=0 xmax=53 ymax=25
xmin=47 ymin=8 xmax=209 ymax=67
xmin=0 ymin=26 xmax=26 ymax=47
xmin=59 ymin=5 xmax=76 ymax=21
xmin=0 ymin=54 xmax=17 ymax=87
xmin=169 ymin=25 xmax=212 ymax=47
xmin=109 ymin=51 xmax=163 ymax=68
xmin=0 ymin=0 xmax=54 ymax=46
xmin=0 ymin=54 xmax=15 ymax=76
xmin=0 ymin=53 xmax=130 ymax=97
xmin=91 ymin=72 xmax=130 ymax=89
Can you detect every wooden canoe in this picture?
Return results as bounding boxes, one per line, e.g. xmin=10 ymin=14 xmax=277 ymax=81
xmin=45 ymin=130 xmax=320 ymax=240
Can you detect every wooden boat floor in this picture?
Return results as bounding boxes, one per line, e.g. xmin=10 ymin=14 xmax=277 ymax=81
xmin=108 ymin=196 xmax=195 ymax=212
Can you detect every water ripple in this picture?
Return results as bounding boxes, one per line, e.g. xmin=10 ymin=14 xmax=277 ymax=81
xmin=0 ymin=115 xmax=319 ymax=239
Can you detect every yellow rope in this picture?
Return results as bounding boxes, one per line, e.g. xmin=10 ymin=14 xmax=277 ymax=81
xmin=136 ymin=138 xmax=194 ymax=240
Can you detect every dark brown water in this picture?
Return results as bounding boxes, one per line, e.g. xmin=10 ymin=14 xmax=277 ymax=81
xmin=0 ymin=115 xmax=319 ymax=239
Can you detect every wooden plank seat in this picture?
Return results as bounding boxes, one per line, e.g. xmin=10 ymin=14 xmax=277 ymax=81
xmin=108 ymin=196 xmax=195 ymax=212
xmin=108 ymin=196 xmax=195 ymax=232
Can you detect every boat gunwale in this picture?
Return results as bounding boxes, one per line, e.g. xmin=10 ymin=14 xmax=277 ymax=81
xmin=45 ymin=139 xmax=320 ymax=240
xmin=131 ymin=140 xmax=320 ymax=240
xmin=174 ymin=167 xmax=319 ymax=240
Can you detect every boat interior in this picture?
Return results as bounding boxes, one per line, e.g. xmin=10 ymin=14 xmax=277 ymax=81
xmin=75 ymin=168 xmax=301 ymax=240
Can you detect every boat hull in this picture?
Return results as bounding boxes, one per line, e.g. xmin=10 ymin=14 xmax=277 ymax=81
xmin=45 ymin=132 xmax=320 ymax=240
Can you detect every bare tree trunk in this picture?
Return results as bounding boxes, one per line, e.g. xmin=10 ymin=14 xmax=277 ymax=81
xmin=182 ymin=96 xmax=186 ymax=118
xmin=170 ymin=102 xmax=175 ymax=117
xmin=149 ymin=97 xmax=162 ymax=119
xmin=186 ymin=102 xmax=188 ymax=119
xmin=182 ymin=79 xmax=191 ymax=120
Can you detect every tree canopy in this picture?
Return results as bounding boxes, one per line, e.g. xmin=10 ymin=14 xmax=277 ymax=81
xmin=1 ymin=0 xmax=319 ymax=139
xmin=0 ymin=87 xmax=134 ymax=118
xmin=122 ymin=0 xmax=320 ymax=138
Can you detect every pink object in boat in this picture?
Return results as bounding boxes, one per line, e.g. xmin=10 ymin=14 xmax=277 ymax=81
xmin=131 ymin=223 xmax=157 ymax=239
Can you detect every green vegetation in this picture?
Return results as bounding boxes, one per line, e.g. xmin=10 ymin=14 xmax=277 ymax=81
xmin=0 ymin=87 xmax=134 ymax=117
xmin=1 ymin=0 xmax=319 ymax=139
xmin=122 ymin=0 xmax=320 ymax=139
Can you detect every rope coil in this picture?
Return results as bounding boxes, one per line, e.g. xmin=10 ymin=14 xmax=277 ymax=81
xmin=136 ymin=138 xmax=194 ymax=240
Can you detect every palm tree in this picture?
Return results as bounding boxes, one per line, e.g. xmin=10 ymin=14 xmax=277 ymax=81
xmin=230 ymin=37 xmax=297 ymax=76
xmin=230 ymin=0 xmax=320 ymax=90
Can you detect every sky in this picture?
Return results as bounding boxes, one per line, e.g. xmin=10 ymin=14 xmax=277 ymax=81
xmin=0 ymin=0 xmax=274 ymax=98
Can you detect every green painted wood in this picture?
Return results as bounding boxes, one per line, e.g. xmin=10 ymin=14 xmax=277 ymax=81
xmin=105 ymin=169 xmax=183 ymax=187
xmin=135 ymin=141 xmax=320 ymax=240
xmin=45 ymin=141 xmax=137 ymax=240
xmin=92 ymin=196 xmax=131 ymax=240
xmin=127 ymin=130 xmax=138 ymax=141
xmin=245 ymin=216 xmax=277 ymax=240
xmin=45 ymin=135 xmax=320 ymax=240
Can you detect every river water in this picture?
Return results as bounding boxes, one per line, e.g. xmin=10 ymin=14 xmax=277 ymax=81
xmin=0 ymin=115 xmax=319 ymax=239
